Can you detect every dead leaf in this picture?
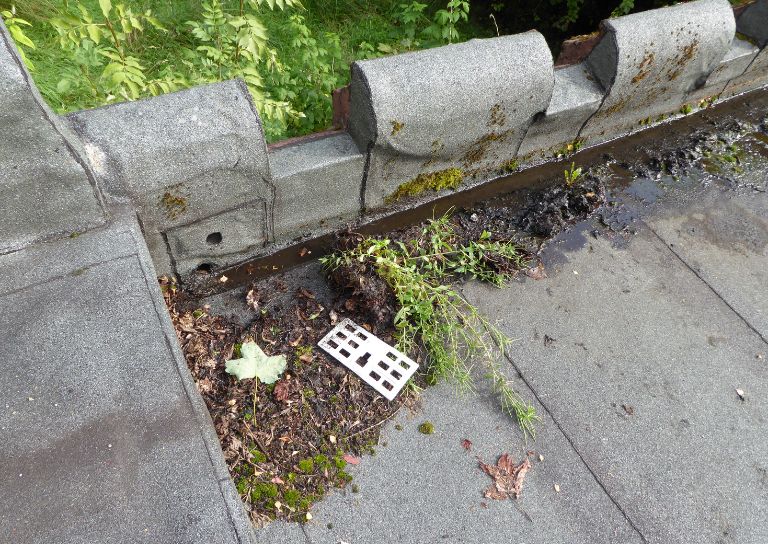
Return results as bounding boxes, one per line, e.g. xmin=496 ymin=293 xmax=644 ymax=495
xmin=246 ymin=288 xmax=259 ymax=311
xmin=299 ymin=352 xmax=313 ymax=363
xmin=271 ymin=476 xmax=284 ymax=484
xmin=274 ymin=380 xmax=290 ymax=402
xmin=343 ymin=454 xmax=361 ymax=465
xmin=525 ymin=263 xmax=548 ymax=280
xmin=461 ymin=439 xmax=472 ymax=451
xmin=478 ymin=453 xmax=531 ymax=500
xmin=299 ymin=247 xmax=310 ymax=257
xmin=298 ymin=287 xmax=315 ymax=300
xmin=622 ymin=404 xmax=634 ymax=416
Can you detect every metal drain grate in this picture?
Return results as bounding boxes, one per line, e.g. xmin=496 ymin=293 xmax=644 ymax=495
xmin=318 ymin=319 xmax=418 ymax=401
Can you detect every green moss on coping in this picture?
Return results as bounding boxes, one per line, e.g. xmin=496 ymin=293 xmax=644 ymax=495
xmin=385 ymin=168 xmax=464 ymax=204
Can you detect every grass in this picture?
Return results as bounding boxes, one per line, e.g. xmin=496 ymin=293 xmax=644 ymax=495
xmin=321 ymin=213 xmax=540 ymax=438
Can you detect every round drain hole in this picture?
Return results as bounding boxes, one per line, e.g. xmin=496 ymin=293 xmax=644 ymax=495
xmin=196 ymin=263 xmax=214 ymax=273
xmin=206 ymin=232 xmax=223 ymax=245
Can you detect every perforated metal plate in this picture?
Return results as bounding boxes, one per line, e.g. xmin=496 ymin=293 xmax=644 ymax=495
xmin=318 ymin=319 xmax=418 ymax=401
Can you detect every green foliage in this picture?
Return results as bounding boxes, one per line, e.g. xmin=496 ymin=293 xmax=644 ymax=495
xmin=225 ymin=341 xmax=287 ymax=383
xmin=8 ymin=0 xmax=483 ymax=141
xmin=1 ymin=5 xmax=36 ymax=68
xmin=611 ymin=0 xmax=635 ymax=17
xmin=424 ymin=0 xmax=469 ymax=44
xmin=564 ymin=161 xmax=583 ymax=187
xmin=321 ymin=213 xmax=539 ymax=437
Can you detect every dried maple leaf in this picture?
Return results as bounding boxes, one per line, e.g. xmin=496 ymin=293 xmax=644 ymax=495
xmin=478 ymin=453 xmax=531 ymax=500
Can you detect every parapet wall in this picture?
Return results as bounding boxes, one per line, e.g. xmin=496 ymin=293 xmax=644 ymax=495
xmin=2 ymin=0 xmax=767 ymax=278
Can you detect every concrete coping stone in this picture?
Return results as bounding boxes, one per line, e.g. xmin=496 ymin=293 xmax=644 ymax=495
xmin=269 ymin=132 xmax=365 ymax=242
xmin=66 ymin=80 xmax=275 ymax=277
xmin=348 ymin=32 xmax=554 ymax=209
xmin=580 ymin=0 xmax=736 ymax=144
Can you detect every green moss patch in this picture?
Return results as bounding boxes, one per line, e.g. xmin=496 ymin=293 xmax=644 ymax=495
xmin=386 ymin=168 xmax=464 ymax=203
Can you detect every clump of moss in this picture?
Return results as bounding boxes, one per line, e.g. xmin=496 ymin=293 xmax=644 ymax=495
xmin=500 ymin=159 xmax=519 ymax=173
xmin=298 ymin=458 xmax=315 ymax=473
xmin=386 ymin=168 xmax=464 ymax=203
xmin=418 ymin=421 xmax=435 ymax=435
xmin=251 ymin=449 xmax=268 ymax=464
xmin=160 ymin=191 xmax=188 ymax=220
xmin=680 ymin=103 xmax=693 ymax=115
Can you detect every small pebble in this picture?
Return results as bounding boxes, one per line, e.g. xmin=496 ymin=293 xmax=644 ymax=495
xmin=554 ymin=484 xmax=561 ymax=492
xmin=736 ymin=388 xmax=746 ymax=401
xmin=539 ymin=454 xmax=544 ymax=462
xmin=470 ymin=213 xmax=479 ymax=222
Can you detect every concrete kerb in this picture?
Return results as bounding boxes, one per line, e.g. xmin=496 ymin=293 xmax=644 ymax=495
xmin=0 ymin=17 xmax=105 ymax=254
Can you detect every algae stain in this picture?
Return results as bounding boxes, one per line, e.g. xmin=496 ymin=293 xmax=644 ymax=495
xmin=462 ymin=129 xmax=514 ymax=167
xmin=160 ymin=189 xmax=188 ymax=220
xmin=385 ymin=168 xmax=464 ymax=204
xmin=488 ymin=104 xmax=506 ymax=127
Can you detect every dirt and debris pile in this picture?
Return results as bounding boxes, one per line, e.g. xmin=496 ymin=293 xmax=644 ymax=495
xmin=162 ymin=277 xmax=407 ymax=525
xmin=517 ymin=174 xmax=605 ymax=237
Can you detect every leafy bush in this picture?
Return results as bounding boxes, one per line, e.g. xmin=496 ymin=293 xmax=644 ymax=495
xmin=5 ymin=0 xmax=480 ymax=142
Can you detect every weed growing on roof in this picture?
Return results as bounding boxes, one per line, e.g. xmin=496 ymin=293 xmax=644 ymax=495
xmin=321 ymin=213 xmax=540 ymax=437
xmin=563 ymin=161 xmax=583 ymax=187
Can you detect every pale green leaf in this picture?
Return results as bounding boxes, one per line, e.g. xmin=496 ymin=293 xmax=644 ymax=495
xmin=98 ymin=0 xmax=112 ymax=18
xmin=225 ymin=341 xmax=287 ymax=383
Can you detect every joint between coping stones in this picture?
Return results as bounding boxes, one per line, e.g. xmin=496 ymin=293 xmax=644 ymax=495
xmin=160 ymin=229 xmax=181 ymax=281
xmin=359 ymin=140 xmax=375 ymax=215
xmin=716 ymin=40 xmax=766 ymax=100
xmin=574 ymin=29 xmax=619 ymax=141
xmin=0 ymin=22 xmax=107 ymax=213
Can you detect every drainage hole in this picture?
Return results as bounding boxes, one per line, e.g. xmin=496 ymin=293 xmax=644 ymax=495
xmin=196 ymin=263 xmax=214 ymax=273
xmin=206 ymin=232 xmax=223 ymax=245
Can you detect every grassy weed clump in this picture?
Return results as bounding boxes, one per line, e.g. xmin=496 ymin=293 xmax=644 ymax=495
xmin=321 ymin=214 xmax=540 ymax=437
